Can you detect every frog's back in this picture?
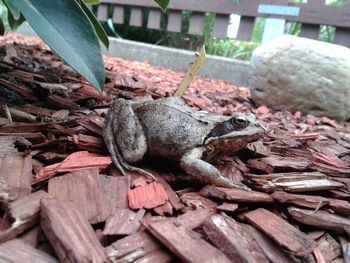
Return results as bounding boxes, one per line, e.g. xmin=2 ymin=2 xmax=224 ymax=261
xmin=134 ymin=99 xmax=209 ymax=159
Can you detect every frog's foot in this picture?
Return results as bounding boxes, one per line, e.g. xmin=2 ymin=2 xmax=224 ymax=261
xmin=108 ymin=145 xmax=156 ymax=180
xmin=104 ymin=138 xmax=154 ymax=180
xmin=180 ymin=148 xmax=251 ymax=191
xmin=121 ymin=162 xmax=157 ymax=181
xmin=105 ymin=145 xmax=157 ymax=181
xmin=103 ymin=131 xmax=156 ymax=181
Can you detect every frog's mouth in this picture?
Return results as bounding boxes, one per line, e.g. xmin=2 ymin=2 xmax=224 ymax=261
xmin=203 ymin=123 xmax=267 ymax=146
xmin=203 ymin=133 xmax=262 ymax=158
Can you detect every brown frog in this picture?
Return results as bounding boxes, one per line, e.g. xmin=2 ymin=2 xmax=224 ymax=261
xmin=103 ymin=97 xmax=266 ymax=190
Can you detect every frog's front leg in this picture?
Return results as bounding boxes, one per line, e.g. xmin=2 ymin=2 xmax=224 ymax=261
xmin=180 ymin=147 xmax=251 ymax=191
xmin=103 ymin=98 xmax=148 ymax=175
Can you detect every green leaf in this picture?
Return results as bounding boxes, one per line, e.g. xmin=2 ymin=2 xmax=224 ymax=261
xmin=153 ymin=0 xmax=170 ymax=12
xmin=83 ymin=0 xmax=101 ymax=4
xmin=0 ymin=18 xmax=5 ymax=35
xmin=7 ymin=12 xmax=25 ymax=31
xmin=13 ymin=0 xmax=105 ymax=91
xmin=79 ymin=1 xmax=109 ymax=48
xmin=2 ymin=0 xmax=24 ymax=31
xmin=3 ymin=0 xmax=20 ymax=20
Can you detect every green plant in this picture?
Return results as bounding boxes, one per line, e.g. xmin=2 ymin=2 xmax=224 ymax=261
xmin=0 ymin=0 xmax=170 ymax=91
xmin=205 ymin=38 xmax=259 ymax=60
xmin=203 ymin=13 xmax=259 ymax=60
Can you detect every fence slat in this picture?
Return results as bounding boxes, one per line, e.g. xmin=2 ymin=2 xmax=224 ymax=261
xmin=97 ymin=4 xmax=109 ymax=20
xmin=188 ymin=12 xmax=205 ymax=36
xmin=212 ymin=14 xmax=229 ymax=38
xmin=305 ymin=0 xmax=325 ymax=6
xmin=236 ymin=16 xmax=255 ymax=41
xmin=167 ymin=11 xmax=182 ymax=33
xmin=101 ymin=0 xmax=350 ymax=29
xmin=299 ymin=24 xmax=320 ymax=40
xmin=334 ymin=27 xmax=350 ymax=46
xmin=112 ymin=5 xmax=124 ymax=24
xmin=130 ymin=7 xmax=143 ymax=27
xmin=147 ymin=9 xmax=162 ymax=29
xmin=100 ymin=0 xmax=350 ymax=47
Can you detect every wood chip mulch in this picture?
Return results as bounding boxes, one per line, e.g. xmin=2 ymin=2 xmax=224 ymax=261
xmin=0 ymin=33 xmax=349 ymax=262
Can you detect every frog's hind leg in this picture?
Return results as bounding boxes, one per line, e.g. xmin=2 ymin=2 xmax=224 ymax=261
xmin=113 ymin=99 xmax=147 ymax=163
xmin=103 ymin=99 xmax=156 ymax=180
xmin=103 ymin=101 xmax=128 ymax=176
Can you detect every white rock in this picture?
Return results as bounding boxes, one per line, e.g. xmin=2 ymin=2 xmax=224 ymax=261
xmin=250 ymin=35 xmax=350 ymax=120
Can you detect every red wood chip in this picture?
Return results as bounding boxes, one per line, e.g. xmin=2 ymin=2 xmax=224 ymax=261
xmin=33 ymin=151 xmax=112 ymax=184
xmin=313 ymin=152 xmax=349 ymax=169
xmin=289 ymin=133 xmax=319 ymax=140
xmin=294 ymin=111 xmax=302 ymax=119
xmin=78 ymin=84 xmax=101 ymax=96
xmin=256 ymin=105 xmax=270 ymax=114
xmin=128 ymin=182 xmax=168 ymax=209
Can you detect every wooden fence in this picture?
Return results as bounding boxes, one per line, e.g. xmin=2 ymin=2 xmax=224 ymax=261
xmin=96 ymin=0 xmax=350 ymax=47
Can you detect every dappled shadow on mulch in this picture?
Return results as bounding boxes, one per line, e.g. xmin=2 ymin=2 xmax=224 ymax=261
xmin=0 ymin=33 xmax=349 ymax=262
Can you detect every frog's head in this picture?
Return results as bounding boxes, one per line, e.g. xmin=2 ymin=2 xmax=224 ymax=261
xmin=203 ymin=112 xmax=267 ymax=154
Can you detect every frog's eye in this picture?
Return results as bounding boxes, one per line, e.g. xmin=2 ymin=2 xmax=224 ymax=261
xmin=233 ymin=116 xmax=248 ymax=127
